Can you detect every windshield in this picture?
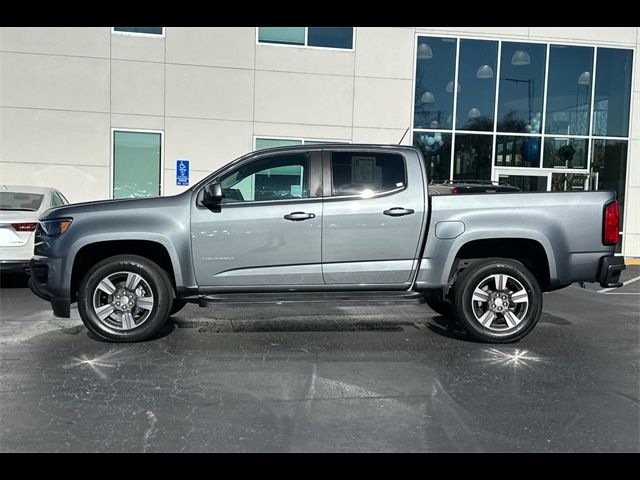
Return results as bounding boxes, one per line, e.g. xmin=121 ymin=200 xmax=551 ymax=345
xmin=0 ymin=192 xmax=44 ymax=211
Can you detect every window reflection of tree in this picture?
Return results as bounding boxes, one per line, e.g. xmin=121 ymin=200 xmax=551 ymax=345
xmin=414 ymin=72 xmax=448 ymax=130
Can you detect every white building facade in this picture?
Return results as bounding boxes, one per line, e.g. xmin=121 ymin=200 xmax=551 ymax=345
xmin=1 ymin=27 xmax=638 ymax=256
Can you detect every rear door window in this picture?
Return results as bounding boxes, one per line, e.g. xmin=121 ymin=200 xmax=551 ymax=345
xmin=331 ymin=152 xmax=406 ymax=196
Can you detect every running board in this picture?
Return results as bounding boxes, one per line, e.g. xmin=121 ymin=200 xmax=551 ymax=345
xmin=198 ymin=291 xmax=425 ymax=306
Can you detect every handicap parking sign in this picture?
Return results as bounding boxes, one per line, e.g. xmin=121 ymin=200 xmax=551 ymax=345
xmin=176 ymin=160 xmax=189 ymax=186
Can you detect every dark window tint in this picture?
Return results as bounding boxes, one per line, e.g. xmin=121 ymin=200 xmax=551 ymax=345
xmin=456 ymin=39 xmax=498 ymax=131
xmin=51 ymin=192 xmax=65 ymax=207
xmin=414 ymin=37 xmax=457 ymax=130
xmin=413 ymin=131 xmax=452 ymax=182
xmin=498 ymin=174 xmax=547 ymax=192
xmin=114 ymin=27 xmax=163 ymax=35
xmin=593 ymin=48 xmax=633 ymax=137
xmin=497 ymin=42 xmax=546 ymax=133
xmin=0 ymin=192 xmax=44 ymax=211
xmin=543 ymin=137 xmax=588 ymax=169
xmin=219 ymin=154 xmax=309 ymax=203
xmin=545 ymin=45 xmax=593 ymax=135
xmin=331 ymin=152 xmax=405 ymax=196
xmin=307 ymin=27 xmax=353 ymax=49
xmin=453 ymin=134 xmax=492 ymax=181
xmin=495 ymin=135 xmax=541 ymax=168
xmin=591 ymin=139 xmax=628 ymax=230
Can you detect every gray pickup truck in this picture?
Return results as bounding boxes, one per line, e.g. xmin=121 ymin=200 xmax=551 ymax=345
xmin=29 ymin=144 xmax=625 ymax=344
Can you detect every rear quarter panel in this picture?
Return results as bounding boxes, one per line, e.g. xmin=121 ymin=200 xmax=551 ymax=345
xmin=416 ymin=190 xmax=617 ymax=288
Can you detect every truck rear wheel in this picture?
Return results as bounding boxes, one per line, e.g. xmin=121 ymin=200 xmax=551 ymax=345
xmin=77 ymin=255 xmax=173 ymax=342
xmin=451 ymin=258 xmax=542 ymax=343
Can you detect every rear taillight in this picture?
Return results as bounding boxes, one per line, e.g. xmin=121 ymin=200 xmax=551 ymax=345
xmin=603 ymin=201 xmax=620 ymax=245
xmin=451 ymin=187 xmax=460 ymax=194
xmin=11 ymin=222 xmax=38 ymax=232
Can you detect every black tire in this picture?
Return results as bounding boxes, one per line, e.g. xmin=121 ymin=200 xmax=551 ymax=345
xmin=77 ymin=255 xmax=174 ymax=342
xmin=451 ymin=258 xmax=542 ymax=343
xmin=169 ymin=300 xmax=187 ymax=316
xmin=424 ymin=289 xmax=453 ymax=317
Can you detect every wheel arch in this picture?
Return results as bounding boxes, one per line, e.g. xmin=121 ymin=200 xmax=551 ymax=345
xmin=70 ymin=239 xmax=180 ymax=302
xmin=446 ymin=236 xmax=554 ymax=290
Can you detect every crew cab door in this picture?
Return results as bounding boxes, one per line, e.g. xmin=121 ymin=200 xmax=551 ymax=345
xmin=321 ymin=148 xmax=427 ymax=285
xmin=191 ymin=150 xmax=323 ymax=288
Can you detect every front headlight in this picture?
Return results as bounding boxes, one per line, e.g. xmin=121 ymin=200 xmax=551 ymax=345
xmin=40 ymin=218 xmax=73 ymax=237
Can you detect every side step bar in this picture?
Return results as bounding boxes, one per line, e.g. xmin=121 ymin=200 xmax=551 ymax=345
xmin=198 ymin=291 xmax=425 ymax=306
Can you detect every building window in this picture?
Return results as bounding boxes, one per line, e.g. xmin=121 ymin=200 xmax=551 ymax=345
xmin=254 ymin=137 xmax=348 ymax=150
xmin=590 ymin=139 xmax=628 ymax=231
xmin=112 ymin=130 xmax=162 ymax=199
xmin=413 ymin=131 xmax=452 ymax=182
xmin=545 ymin=45 xmax=594 ymax=136
xmin=593 ymin=48 xmax=633 ymax=137
xmin=412 ymin=36 xmax=633 ymax=252
xmin=456 ymin=39 xmax=498 ymax=131
xmin=543 ymin=137 xmax=588 ymax=169
xmin=112 ymin=27 xmax=164 ymax=36
xmin=414 ymin=37 xmax=457 ymax=130
xmin=495 ymin=135 xmax=541 ymax=168
xmin=258 ymin=27 xmax=354 ymax=50
xmin=497 ymin=42 xmax=547 ymax=133
xmin=453 ymin=134 xmax=492 ymax=181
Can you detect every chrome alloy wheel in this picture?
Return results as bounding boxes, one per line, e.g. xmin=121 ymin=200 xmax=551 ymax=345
xmin=92 ymin=271 xmax=155 ymax=331
xmin=470 ymin=274 xmax=529 ymax=331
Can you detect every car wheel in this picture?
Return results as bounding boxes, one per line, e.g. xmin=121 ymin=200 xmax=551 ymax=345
xmin=451 ymin=258 xmax=542 ymax=343
xmin=169 ymin=300 xmax=187 ymax=316
xmin=424 ymin=289 xmax=452 ymax=317
xmin=78 ymin=255 xmax=173 ymax=342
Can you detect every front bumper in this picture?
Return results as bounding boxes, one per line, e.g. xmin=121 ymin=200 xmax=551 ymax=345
xmin=597 ymin=255 xmax=625 ymax=288
xmin=28 ymin=257 xmax=71 ymax=318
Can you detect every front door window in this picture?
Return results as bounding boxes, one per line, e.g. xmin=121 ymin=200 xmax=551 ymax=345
xmin=219 ymin=154 xmax=309 ymax=203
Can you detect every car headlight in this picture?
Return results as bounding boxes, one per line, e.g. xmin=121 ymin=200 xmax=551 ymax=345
xmin=40 ymin=218 xmax=73 ymax=237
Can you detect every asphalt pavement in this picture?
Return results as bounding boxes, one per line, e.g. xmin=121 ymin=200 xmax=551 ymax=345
xmin=0 ymin=266 xmax=638 ymax=452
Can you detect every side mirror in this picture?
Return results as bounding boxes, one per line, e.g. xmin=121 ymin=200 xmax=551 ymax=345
xmin=203 ymin=182 xmax=223 ymax=206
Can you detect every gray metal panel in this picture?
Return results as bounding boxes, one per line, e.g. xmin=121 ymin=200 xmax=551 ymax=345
xmin=416 ymin=190 xmax=617 ymax=288
xmin=34 ymin=192 xmax=195 ymax=298
xmin=191 ymin=200 xmax=323 ymax=286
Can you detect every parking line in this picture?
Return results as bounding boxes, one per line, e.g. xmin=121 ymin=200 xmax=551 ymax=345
xmin=598 ymin=275 xmax=640 ymax=294
xmin=600 ymin=293 xmax=640 ymax=295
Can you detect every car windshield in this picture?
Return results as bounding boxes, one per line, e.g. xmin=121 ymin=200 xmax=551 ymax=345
xmin=0 ymin=192 xmax=44 ymax=211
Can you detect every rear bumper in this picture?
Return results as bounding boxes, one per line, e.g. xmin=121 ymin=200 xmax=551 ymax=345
xmin=0 ymin=260 xmax=31 ymax=273
xmin=28 ymin=257 xmax=70 ymax=318
xmin=597 ymin=255 xmax=625 ymax=288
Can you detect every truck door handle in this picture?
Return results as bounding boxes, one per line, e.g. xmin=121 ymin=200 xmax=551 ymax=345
xmin=284 ymin=212 xmax=316 ymax=221
xmin=383 ymin=207 xmax=415 ymax=217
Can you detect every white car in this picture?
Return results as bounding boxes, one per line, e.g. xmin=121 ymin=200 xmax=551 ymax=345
xmin=0 ymin=185 xmax=69 ymax=274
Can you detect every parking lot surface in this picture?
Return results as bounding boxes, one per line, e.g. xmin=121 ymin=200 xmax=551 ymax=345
xmin=0 ymin=267 xmax=638 ymax=452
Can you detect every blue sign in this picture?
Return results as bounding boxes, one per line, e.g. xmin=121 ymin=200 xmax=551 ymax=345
xmin=176 ymin=160 xmax=189 ymax=186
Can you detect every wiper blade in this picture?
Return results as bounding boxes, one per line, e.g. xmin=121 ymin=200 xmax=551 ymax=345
xmin=0 ymin=207 xmax=36 ymax=211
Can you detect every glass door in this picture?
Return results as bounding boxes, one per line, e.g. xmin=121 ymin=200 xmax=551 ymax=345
xmin=493 ymin=169 xmax=550 ymax=192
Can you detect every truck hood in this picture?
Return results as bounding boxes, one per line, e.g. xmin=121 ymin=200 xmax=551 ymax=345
xmin=40 ymin=193 xmax=190 ymax=221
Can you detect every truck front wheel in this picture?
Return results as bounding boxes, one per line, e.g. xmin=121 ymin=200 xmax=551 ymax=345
xmin=451 ymin=258 xmax=542 ymax=343
xmin=77 ymin=255 xmax=173 ymax=342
